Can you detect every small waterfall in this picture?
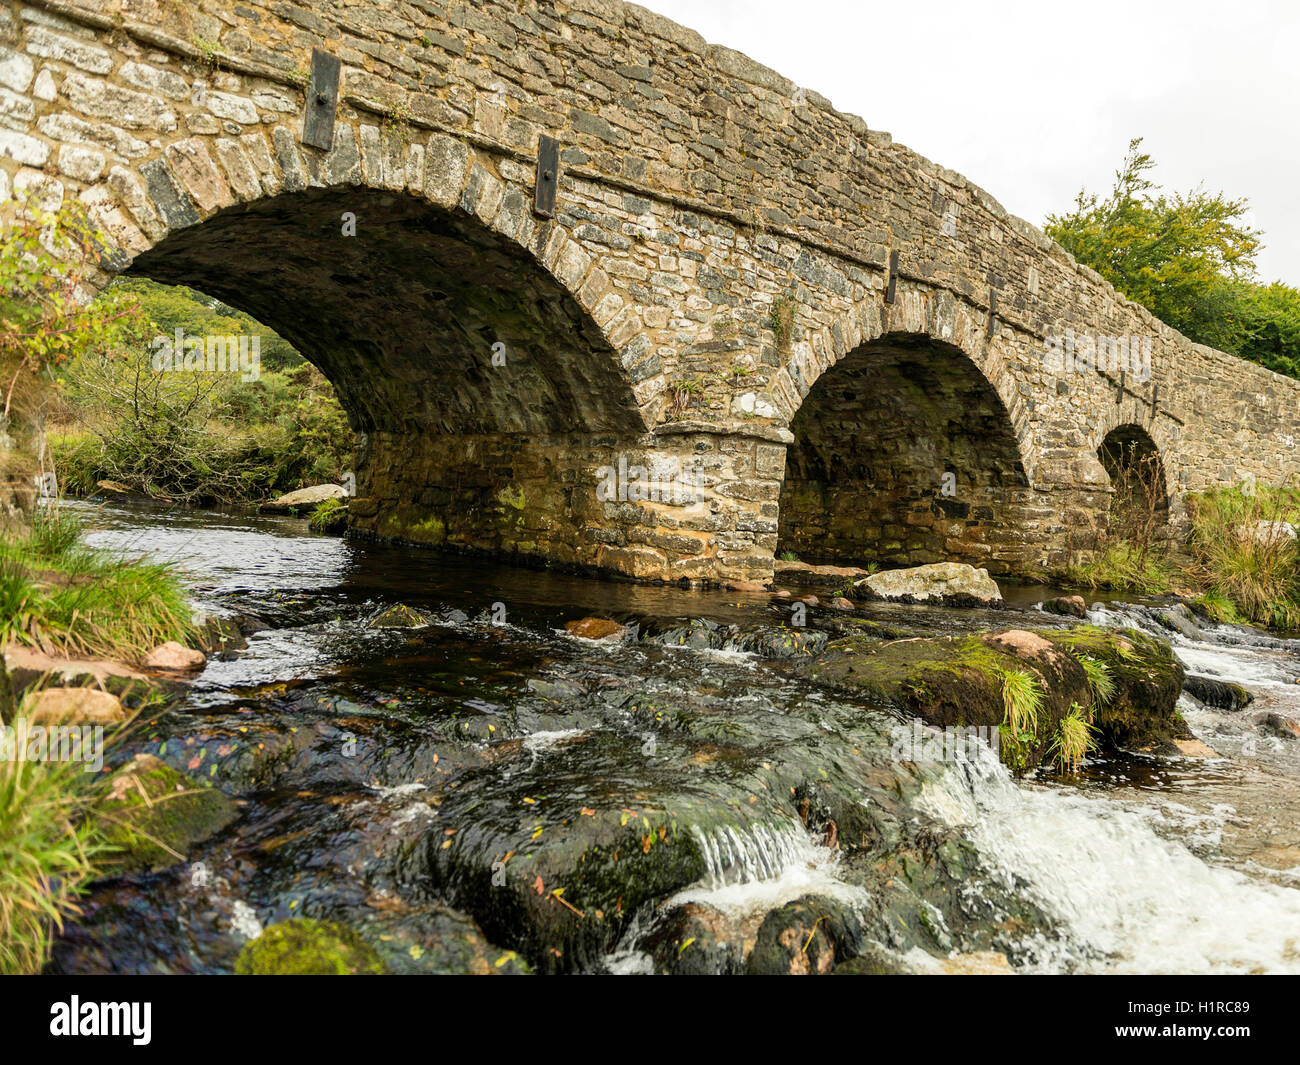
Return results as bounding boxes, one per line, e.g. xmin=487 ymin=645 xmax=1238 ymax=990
xmin=665 ymin=822 xmax=869 ymax=917
xmin=692 ymin=823 xmax=815 ymax=888
xmin=921 ymin=740 xmax=1300 ymax=973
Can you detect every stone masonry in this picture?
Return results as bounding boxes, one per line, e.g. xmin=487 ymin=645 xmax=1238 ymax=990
xmin=2 ymin=0 xmax=1298 ymax=582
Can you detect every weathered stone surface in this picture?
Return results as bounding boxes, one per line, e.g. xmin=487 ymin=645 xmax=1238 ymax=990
xmin=259 ymin=483 xmax=346 ymax=512
xmin=564 ymin=617 xmax=626 ymax=641
xmin=140 ymin=641 xmax=206 ymax=672
xmin=1042 ymin=595 xmax=1087 ymax=618
xmin=97 ymin=753 xmax=239 ymax=873
xmin=1 ymin=0 xmax=1295 ymax=587
xmin=19 ymin=686 xmax=126 ymax=726
xmin=856 ymin=562 xmax=1003 ymax=604
xmin=1237 ymin=520 xmax=1297 ymax=545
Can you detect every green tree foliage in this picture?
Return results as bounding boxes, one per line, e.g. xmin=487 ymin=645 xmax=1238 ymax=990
xmin=1236 ymin=281 xmax=1300 ymax=379
xmin=1045 ymin=139 xmax=1299 ymax=378
xmin=0 ymin=193 xmax=149 ymax=419
xmin=109 ymin=277 xmax=302 ymax=372
xmin=50 ymin=278 xmax=355 ymax=505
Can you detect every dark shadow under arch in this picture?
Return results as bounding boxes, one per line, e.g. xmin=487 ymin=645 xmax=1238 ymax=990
xmin=777 ymin=334 xmax=1032 ymax=572
xmin=124 ymin=187 xmax=644 ymax=437
xmin=1098 ymin=424 xmax=1170 ymax=535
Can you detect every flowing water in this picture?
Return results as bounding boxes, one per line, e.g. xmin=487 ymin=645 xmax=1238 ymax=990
xmin=46 ymin=500 xmax=1300 ymax=974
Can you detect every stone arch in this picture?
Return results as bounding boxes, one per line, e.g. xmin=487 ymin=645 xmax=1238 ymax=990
xmin=1096 ymin=423 xmax=1172 ymax=535
xmin=34 ymin=117 xmax=677 ymax=564
xmin=75 ymin=129 xmax=656 ymax=438
xmin=775 ymin=324 xmax=1037 ymax=574
xmin=767 ymin=284 xmax=1032 ymax=453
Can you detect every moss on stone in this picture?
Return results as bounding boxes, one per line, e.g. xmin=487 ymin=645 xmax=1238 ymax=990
xmin=234 ymin=919 xmax=386 ymax=975
xmin=497 ymin=485 xmax=526 ymax=511
xmin=801 ymin=625 xmax=1185 ymax=771
xmin=97 ymin=754 xmax=239 ymax=873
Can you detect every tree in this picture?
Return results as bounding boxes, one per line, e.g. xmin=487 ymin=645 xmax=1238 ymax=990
xmin=1235 ymin=281 xmax=1300 ymax=379
xmin=1045 ymin=138 xmax=1262 ymax=353
xmin=0 ymin=190 xmax=147 ymax=519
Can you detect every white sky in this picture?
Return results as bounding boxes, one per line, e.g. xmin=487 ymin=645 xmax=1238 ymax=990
xmin=643 ymin=0 xmax=1300 ymax=286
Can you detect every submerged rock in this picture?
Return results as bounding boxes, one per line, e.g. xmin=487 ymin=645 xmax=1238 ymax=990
xmin=855 ymin=562 xmax=1002 ymax=605
xmin=235 ymin=919 xmax=384 ymax=975
xmin=564 ymin=617 xmax=626 ymax=641
xmin=1259 ymin=713 xmax=1300 ymax=739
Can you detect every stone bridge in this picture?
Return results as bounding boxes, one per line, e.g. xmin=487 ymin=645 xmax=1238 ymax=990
xmin=4 ymin=0 xmax=1299 ymax=584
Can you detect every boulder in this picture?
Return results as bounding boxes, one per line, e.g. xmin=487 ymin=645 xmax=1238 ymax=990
xmin=1157 ymin=603 xmax=1200 ymax=640
xmin=20 ymin=686 xmax=127 ymax=726
xmin=1235 ymin=520 xmax=1297 ymax=546
xmin=140 ymin=641 xmax=206 ymax=672
xmin=856 ymin=562 xmax=1002 ymax=605
xmin=369 ymin=604 xmax=434 ymax=629
xmin=564 ymin=617 xmax=626 ymax=641
xmin=1183 ymin=674 xmax=1252 ymax=711
xmin=1042 ymin=595 xmax=1087 ymax=618
xmin=1259 ymin=713 xmax=1300 ymax=740
xmin=259 ymin=484 xmax=347 ymax=514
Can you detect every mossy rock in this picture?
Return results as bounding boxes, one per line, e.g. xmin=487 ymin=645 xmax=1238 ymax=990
xmin=97 ymin=753 xmax=239 ymax=874
xmin=799 ymin=625 xmax=1185 ymax=771
xmin=235 ymin=919 xmax=385 ymax=975
xmin=369 ymin=603 xmax=435 ymax=629
xmin=745 ymin=895 xmax=864 ymax=975
xmin=1040 ymin=626 xmax=1187 ymax=750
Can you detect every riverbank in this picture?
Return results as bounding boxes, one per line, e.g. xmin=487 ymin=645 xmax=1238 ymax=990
xmin=0 ymin=506 xmax=225 ymax=974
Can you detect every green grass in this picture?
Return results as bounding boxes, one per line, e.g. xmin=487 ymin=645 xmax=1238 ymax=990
xmin=1187 ymin=486 xmax=1300 ymax=630
xmin=1050 ymin=702 xmax=1097 ymax=773
xmin=1064 ymin=542 xmax=1174 ymax=595
xmin=308 ymin=497 xmax=346 ymax=533
xmin=0 ymin=755 xmax=105 ymax=973
xmin=1075 ymin=654 xmax=1115 ymax=713
xmin=999 ymin=668 xmax=1042 ymax=738
xmin=0 ymin=507 xmax=192 ymax=661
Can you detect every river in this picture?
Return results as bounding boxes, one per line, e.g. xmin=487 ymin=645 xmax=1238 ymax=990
xmin=47 ymin=500 xmax=1300 ymax=974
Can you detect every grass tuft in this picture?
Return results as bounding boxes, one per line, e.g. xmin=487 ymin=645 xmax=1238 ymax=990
xmin=0 ymin=507 xmax=192 ymax=661
xmin=0 ymin=757 xmax=104 ymax=974
xmin=999 ymin=669 xmax=1043 ymax=738
xmin=1050 ymin=702 xmax=1097 ymax=773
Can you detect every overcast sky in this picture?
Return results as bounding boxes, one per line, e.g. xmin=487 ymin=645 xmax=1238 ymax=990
xmin=645 ymin=0 xmax=1300 ymax=286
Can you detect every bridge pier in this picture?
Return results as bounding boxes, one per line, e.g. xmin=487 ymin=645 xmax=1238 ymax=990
xmin=348 ymin=426 xmax=788 ymax=585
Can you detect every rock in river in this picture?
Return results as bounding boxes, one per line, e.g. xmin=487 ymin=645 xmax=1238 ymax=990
xmin=259 ymin=483 xmax=348 ymax=514
xmin=855 ymin=562 xmax=1002 ymax=605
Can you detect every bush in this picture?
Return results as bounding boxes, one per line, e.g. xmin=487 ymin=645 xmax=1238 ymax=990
xmin=49 ymin=351 xmax=354 ymax=506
